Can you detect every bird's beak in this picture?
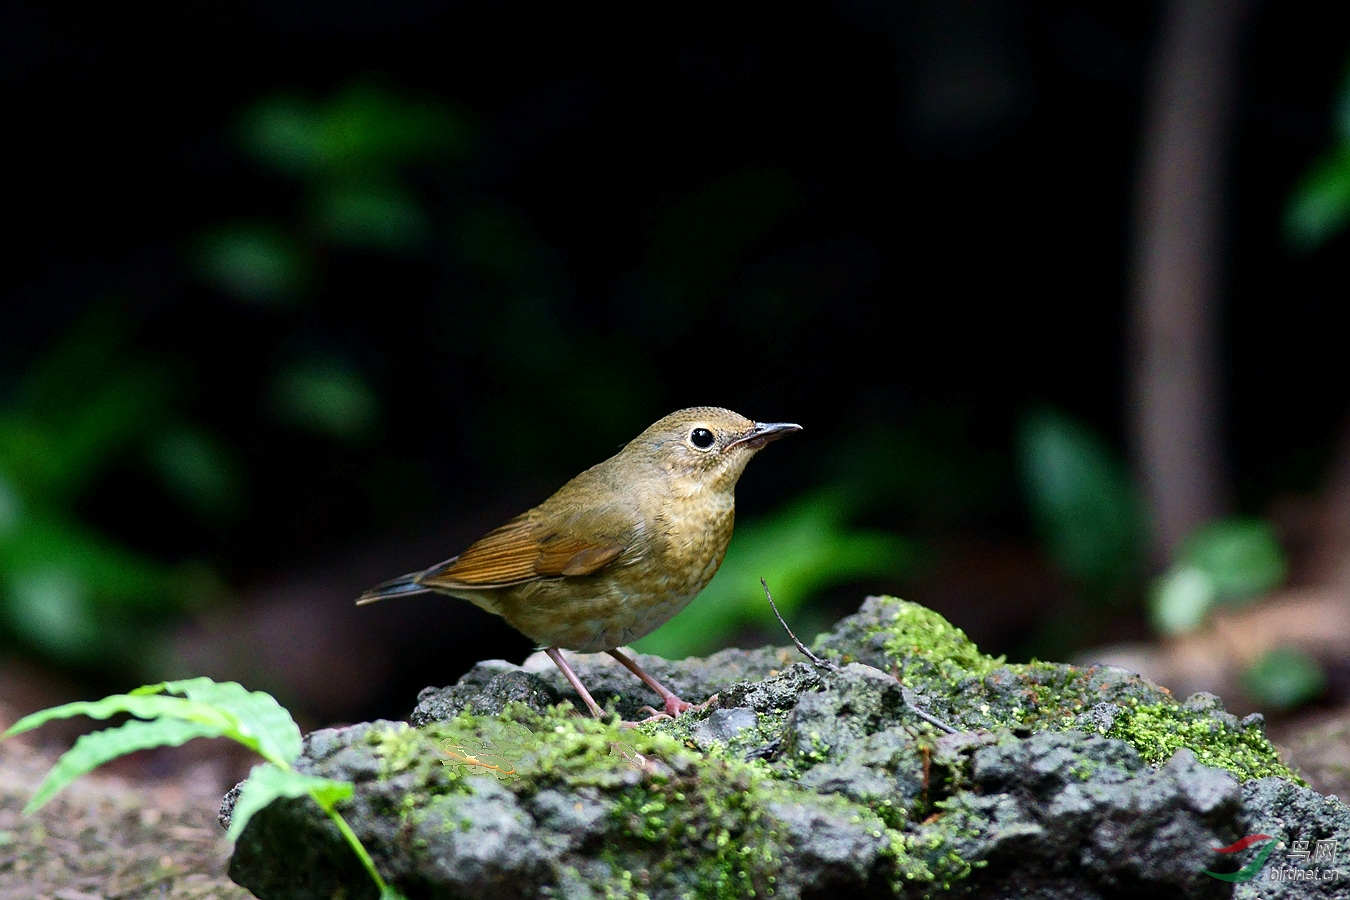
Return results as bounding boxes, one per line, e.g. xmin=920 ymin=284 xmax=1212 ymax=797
xmin=730 ymin=421 xmax=803 ymax=451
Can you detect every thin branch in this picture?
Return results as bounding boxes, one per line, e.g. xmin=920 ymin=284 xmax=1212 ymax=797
xmin=760 ymin=577 xmax=837 ymax=671
xmin=759 ymin=579 xmax=956 ymax=734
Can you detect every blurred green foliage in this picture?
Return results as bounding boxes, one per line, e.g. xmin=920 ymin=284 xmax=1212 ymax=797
xmin=197 ymin=80 xmax=469 ymax=305
xmin=237 ymin=82 xmax=466 ymax=255
xmin=1242 ymin=646 xmax=1326 ymax=710
xmin=196 ymin=224 xmax=311 ymax=306
xmin=0 ymin=83 xmax=466 ymax=679
xmin=1284 ymin=61 xmax=1350 ymax=250
xmin=193 ymin=83 xmax=470 ymax=445
xmin=0 ymin=312 xmax=224 ymax=668
xmin=1 ymin=84 xmax=467 ymax=673
xmin=1017 ymin=407 xmax=1144 ymax=600
xmin=149 ymin=426 xmax=245 ymax=521
xmin=633 ymin=489 xmax=919 ymax=658
xmin=1148 ymin=517 xmax=1287 ymax=635
xmin=270 ymin=358 xmax=380 ymax=442
xmin=1016 ymin=408 xmax=1294 ymax=639
xmin=239 ymin=83 xmax=468 ymax=181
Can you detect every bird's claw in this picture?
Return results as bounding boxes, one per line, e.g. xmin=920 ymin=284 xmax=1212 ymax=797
xmin=628 ymin=705 xmax=674 ymax=725
xmin=620 ymin=693 xmax=719 ymax=727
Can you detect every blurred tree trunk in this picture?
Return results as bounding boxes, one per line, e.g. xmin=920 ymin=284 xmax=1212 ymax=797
xmin=1128 ymin=0 xmax=1253 ymax=564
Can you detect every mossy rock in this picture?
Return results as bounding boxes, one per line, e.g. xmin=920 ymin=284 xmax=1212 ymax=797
xmin=225 ymin=596 xmax=1347 ymax=899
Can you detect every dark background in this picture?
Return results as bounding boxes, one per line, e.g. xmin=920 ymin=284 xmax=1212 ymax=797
xmin=3 ymin=1 xmax=1349 ymax=727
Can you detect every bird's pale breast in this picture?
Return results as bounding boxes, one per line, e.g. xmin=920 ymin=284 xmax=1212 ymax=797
xmin=489 ymin=493 xmax=735 ymax=652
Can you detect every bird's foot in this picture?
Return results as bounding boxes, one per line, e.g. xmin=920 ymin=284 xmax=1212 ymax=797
xmin=625 ymin=707 xmax=672 ymax=726
xmin=605 ymin=647 xmax=723 ymax=723
xmin=628 ymin=692 xmax=718 ymax=725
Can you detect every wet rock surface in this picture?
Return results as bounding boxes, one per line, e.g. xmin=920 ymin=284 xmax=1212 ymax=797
xmin=225 ymin=596 xmax=1350 ymax=899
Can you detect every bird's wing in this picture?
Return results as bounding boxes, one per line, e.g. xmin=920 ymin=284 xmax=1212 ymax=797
xmin=417 ymin=505 xmax=637 ymax=590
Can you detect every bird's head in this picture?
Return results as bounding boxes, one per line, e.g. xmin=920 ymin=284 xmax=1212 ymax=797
xmin=628 ymin=406 xmax=801 ymax=496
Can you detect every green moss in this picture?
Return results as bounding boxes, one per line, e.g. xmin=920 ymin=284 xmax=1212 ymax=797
xmin=601 ymin=763 xmax=782 ymax=899
xmin=500 ymin=706 xmax=787 ymax=899
xmin=884 ymin=823 xmax=980 ymax=892
xmin=365 ymin=721 xmax=426 ymax=777
xmin=843 ymin=597 xmax=1296 ymax=785
xmin=1105 ymin=701 xmax=1301 ymax=784
xmin=859 ymin=599 xmax=1004 ymax=683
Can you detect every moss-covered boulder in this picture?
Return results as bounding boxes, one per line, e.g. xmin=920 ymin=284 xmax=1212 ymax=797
xmin=224 ymin=596 xmax=1348 ymax=899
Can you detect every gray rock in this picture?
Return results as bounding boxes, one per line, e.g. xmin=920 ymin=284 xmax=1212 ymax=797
xmin=688 ymin=707 xmax=760 ymax=749
xmin=411 ymin=669 xmax=560 ymax=723
xmin=225 ymin=596 xmax=1349 ymax=899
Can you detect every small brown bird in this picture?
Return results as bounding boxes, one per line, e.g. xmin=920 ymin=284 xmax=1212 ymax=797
xmin=357 ymin=407 xmax=800 ymax=719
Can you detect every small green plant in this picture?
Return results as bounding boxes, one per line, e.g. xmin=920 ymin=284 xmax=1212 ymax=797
xmin=1284 ymin=59 xmax=1350 ymax=250
xmin=3 ymin=676 xmax=404 ymax=900
xmin=1149 ymin=517 xmax=1287 ymax=635
xmin=1242 ymin=645 xmax=1327 ymax=711
xmin=1017 ymin=406 xmax=1145 ymax=601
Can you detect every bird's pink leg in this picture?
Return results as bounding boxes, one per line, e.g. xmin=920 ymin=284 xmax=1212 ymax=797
xmin=606 ymin=647 xmax=695 ymax=718
xmin=545 ymin=647 xmax=606 ymax=719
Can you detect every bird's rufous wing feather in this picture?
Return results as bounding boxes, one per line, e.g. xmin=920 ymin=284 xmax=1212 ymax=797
xmin=534 ymin=539 xmax=624 ymax=576
xmin=417 ymin=507 xmax=634 ymax=589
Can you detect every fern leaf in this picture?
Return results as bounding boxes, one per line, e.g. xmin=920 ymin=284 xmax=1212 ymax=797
xmin=139 ymin=677 xmax=302 ymax=765
xmin=24 ymin=717 xmax=227 ymax=814
xmin=5 ymin=693 xmax=234 ymax=738
xmin=227 ymin=762 xmax=354 ymax=840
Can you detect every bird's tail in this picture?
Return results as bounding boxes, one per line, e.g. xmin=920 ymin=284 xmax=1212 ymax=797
xmin=356 ymin=572 xmax=431 ymax=605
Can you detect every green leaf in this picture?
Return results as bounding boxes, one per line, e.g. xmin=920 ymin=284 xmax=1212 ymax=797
xmin=0 ymin=567 xmax=99 ymax=660
xmin=148 ymin=425 xmax=244 ymax=520
xmin=1017 ymin=408 xmax=1144 ymax=594
xmin=1177 ymin=518 xmax=1286 ymax=603
xmin=0 ymin=417 xmax=58 ymax=504
xmin=227 ymin=762 xmax=354 ymax=840
xmin=4 ymin=692 xmax=234 ymax=739
xmin=7 ymin=309 xmax=172 ymax=499
xmin=310 ymin=182 xmax=428 ymax=251
xmin=0 ymin=512 xmax=186 ymax=612
xmin=4 ymin=678 xmax=390 ymax=899
xmin=269 ymin=358 xmax=379 ymax=441
xmin=140 ymin=678 xmax=303 ymax=766
xmin=1148 ymin=517 xmax=1287 ymax=635
xmin=23 ymin=717 xmax=228 ymax=814
xmin=1149 ymin=565 xmax=1218 ymax=635
xmin=0 ymin=472 xmax=21 ymax=537
xmin=50 ymin=370 xmax=172 ymax=495
xmin=238 ymin=82 xmax=468 ymax=179
xmin=196 ymin=224 xmax=310 ymax=305
xmin=1243 ymin=646 xmax=1325 ymax=710
xmin=1283 ymin=148 xmax=1350 ymax=251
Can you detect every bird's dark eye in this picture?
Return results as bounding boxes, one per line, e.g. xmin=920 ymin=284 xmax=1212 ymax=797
xmin=690 ymin=427 xmax=715 ymax=449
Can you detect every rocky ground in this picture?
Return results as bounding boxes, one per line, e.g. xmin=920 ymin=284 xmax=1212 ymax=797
xmin=0 ymin=734 xmax=251 ymax=900
xmin=222 ymin=596 xmax=1350 ymax=899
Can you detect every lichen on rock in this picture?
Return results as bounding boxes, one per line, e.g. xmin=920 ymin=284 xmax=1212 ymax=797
xmin=225 ymin=596 xmax=1348 ymax=899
